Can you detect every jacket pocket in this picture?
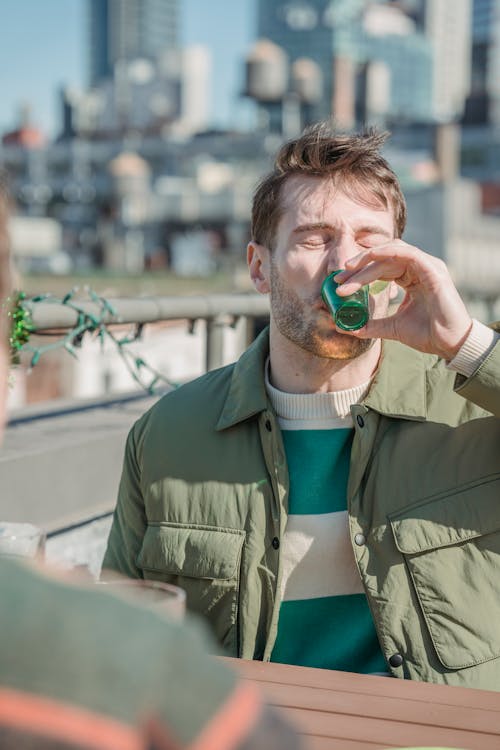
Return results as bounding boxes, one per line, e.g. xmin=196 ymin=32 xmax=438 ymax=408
xmin=389 ymin=474 xmax=500 ymax=670
xmin=136 ymin=522 xmax=246 ymax=654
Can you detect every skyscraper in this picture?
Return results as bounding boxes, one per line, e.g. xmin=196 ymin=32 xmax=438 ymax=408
xmin=89 ymin=0 xmax=179 ymax=86
xmin=464 ymin=0 xmax=500 ymax=125
xmin=256 ymin=0 xmax=433 ymax=129
xmin=388 ymin=0 xmax=472 ymax=122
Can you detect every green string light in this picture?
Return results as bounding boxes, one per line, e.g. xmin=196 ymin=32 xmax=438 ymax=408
xmin=7 ymin=288 xmax=178 ymax=395
xmin=8 ymin=292 xmax=35 ymax=366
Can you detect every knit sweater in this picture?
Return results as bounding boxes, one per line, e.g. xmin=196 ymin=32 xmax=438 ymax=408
xmin=266 ymin=368 xmax=387 ymax=673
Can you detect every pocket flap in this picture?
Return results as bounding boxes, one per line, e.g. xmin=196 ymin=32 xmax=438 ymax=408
xmin=137 ymin=523 xmax=246 ymax=579
xmin=390 ymin=475 xmax=500 ymax=555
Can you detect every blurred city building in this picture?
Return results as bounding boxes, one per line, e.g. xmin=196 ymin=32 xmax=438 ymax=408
xmin=61 ymin=45 xmax=211 ymax=141
xmin=460 ymin=0 xmax=500 ymax=183
xmin=252 ymin=0 xmax=473 ymax=131
xmin=89 ymin=0 xmax=179 ymax=86
xmin=464 ymin=0 xmax=500 ymax=126
xmin=1 ymin=123 xmax=275 ymax=275
xmin=387 ymin=0 xmax=472 ymax=123
xmin=59 ymin=0 xmax=210 ymax=141
xmin=357 ymin=2 xmax=432 ymax=126
xmin=61 ymin=52 xmax=181 ymax=139
xmin=0 ymin=0 xmax=499 ymax=334
xmin=2 ymin=104 xmax=46 ymax=150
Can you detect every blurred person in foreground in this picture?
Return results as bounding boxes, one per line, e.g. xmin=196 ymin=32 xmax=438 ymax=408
xmin=103 ymin=122 xmax=500 ymax=690
xmin=0 ymin=176 xmax=300 ymax=750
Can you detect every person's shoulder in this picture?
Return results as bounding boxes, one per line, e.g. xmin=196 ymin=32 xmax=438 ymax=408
xmin=382 ymin=340 xmax=486 ymax=424
xmin=129 ymin=329 xmax=270 ymax=445
xmin=156 ymin=361 xmax=235 ymax=415
xmin=421 ymin=348 xmax=491 ymax=422
xmin=131 ymin=361 xmax=237 ymax=441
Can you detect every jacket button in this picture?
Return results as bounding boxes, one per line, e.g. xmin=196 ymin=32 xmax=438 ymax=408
xmin=356 ymin=415 xmax=365 ymax=428
xmin=389 ymin=653 xmax=404 ymax=668
xmin=354 ymin=533 xmax=366 ymax=546
xmin=265 ymin=419 xmax=272 ymax=432
xmin=272 ymin=537 xmax=280 ymax=550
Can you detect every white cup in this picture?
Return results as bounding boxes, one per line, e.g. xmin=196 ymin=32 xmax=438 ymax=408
xmin=95 ymin=578 xmax=186 ymax=621
xmin=0 ymin=522 xmax=46 ymax=559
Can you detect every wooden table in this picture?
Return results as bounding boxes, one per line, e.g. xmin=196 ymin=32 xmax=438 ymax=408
xmin=222 ymin=657 xmax=500 ymax=749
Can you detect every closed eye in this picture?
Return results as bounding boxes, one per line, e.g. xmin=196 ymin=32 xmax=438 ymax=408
xmin=356 ymin=233 xmax=390 ymax=248
xmin=355 ymin=225 xmax=392 ymax=247
xmin=297 ymin=231 xmax=331 ymax=248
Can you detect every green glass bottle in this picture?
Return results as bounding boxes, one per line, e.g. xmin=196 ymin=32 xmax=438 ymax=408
xmin=321 ymin=270 xmax=369 ymax=331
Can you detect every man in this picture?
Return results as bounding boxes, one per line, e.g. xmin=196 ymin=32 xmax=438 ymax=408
xmin=103 ymin=124 xmax=500 ymax=690
xmin=0 ymin=174 xmax=299 ymax=750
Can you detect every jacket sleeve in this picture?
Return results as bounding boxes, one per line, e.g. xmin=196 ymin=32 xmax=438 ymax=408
xmin=454 ymin=335 xmax=500 ymax=417
xmin=101 ymin=421 xmax=147 ymax=578
xmin=146 ymin=689 xmax=303 ymax=750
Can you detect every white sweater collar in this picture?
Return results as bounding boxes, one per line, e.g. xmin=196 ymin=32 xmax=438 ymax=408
xmin=265 ymin=358 xmax=372 ymax=421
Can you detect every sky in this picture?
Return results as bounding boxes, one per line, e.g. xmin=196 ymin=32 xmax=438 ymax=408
xmin=0 ymin=0 xmax=255 ymax=137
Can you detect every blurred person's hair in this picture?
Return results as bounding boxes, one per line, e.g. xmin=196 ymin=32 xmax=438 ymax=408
xmin=251 ymin=122 xmax=407 ymax=250
xmin=0 ymin=172 xmax=12 ymax=345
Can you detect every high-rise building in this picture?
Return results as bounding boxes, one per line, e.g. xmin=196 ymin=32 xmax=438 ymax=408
xmin=89 ymin=0 xmax=179 ymax=86
xmin=464 ymin=0 xmax=500 ymax=125
xmin=359 ymin=3 xmax=433 ymax=125
xmin=175 ymin=46 xmax=212 ymax=136
xmin=256 ymin=0 xmax=433 ymax=130
xmin=425 ymin=0 xmax=472 ymax=122
xmin=388 ymin=0 xmax=472 ymax=122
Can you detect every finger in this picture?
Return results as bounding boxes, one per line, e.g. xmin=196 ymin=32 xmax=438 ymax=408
xmin=335 ymin=259 xmax=407 ymax=295
xmin=336 ymin=241 xmax=433 ymax=283
xmin=344 ymin=241 xmax=417 ymax=271
xmin=336 ymin=315 xmax=399 ymax=341
xmin=338 ymin=245 xmax=446 ymax=295
xmin=334 ymin=243 xmax=401 ymax=279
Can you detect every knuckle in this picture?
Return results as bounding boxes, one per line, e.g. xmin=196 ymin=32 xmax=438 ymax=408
xmin=436 ymin=258 xmax=448 ymax=273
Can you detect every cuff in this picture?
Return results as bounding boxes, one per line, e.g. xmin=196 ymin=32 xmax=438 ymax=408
xmin=446 ymin=319 xmax=499 ymax=378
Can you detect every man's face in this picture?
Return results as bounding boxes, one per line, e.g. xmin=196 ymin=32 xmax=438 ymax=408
xmin=256 ymin=175 xmax=396 ymax=360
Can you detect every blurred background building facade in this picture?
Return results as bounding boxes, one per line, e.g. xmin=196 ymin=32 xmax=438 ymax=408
xmin=464 ymin=0 xmax=500 ymax=126
xmin=89 ymin=0 xmax=179 ymax=86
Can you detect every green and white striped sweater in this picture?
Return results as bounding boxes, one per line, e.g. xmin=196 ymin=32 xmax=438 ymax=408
xmin=266 ymin=369 xmax=387 ymax=673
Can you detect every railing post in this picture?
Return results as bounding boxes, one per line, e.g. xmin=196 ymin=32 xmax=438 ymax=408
xmin=205 ymin=315 xmax=228 ymax=372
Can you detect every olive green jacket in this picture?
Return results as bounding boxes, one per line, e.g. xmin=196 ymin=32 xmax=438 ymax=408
xmin=104 ymin=328 xmax=500 ymax=690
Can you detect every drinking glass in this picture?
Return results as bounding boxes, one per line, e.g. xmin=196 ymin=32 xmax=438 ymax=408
xmin=95 ymin=578 xmax=186 ymax=621
xmin=0 ymin=522 xmax=46 ymax=559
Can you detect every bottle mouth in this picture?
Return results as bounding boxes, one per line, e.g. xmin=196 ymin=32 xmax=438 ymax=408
xmin=321 ymin=271 xmax=369 ymax=331
xmin=334 ymin=302 xmax=369 ymax=331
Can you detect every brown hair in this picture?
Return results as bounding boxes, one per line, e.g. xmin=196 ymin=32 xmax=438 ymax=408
xmin=251 ymin=122 xmax=407 ymax=249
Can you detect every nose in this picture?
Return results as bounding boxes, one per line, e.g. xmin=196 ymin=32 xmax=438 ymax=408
xmin=326 ymin=232 xmax=358 ymax=274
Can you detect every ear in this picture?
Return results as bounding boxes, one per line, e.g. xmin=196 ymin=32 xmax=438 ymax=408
xmin=247 ymin=241 xmax=271 ymax=294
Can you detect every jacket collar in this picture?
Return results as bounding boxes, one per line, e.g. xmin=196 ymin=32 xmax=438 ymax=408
xmin=216 ymin=329 xmax=430 ymax=430
xmin=216 ymin=328 xmax=270 ymax=430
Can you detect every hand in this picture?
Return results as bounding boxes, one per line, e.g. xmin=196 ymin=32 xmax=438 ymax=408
xmin=334 ymin=241 xmax=473 ymax=361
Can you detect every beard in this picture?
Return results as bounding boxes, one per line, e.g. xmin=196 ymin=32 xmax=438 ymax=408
xmin=269 ymin=261 xmax=373 ymax=360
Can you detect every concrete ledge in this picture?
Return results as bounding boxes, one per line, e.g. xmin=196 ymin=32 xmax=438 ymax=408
xmin=1 ymin=391 xmax=160 ymax=531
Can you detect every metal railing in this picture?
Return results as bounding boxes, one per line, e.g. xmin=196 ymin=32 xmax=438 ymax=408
xmin=28 ymin=293 xmax=271 ymax=372
xmin=3 ymin=293 xmax=272 ymax=568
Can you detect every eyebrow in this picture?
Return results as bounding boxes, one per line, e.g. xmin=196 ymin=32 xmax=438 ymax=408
xmin=292 ymin=222 xmax=392 ymax=238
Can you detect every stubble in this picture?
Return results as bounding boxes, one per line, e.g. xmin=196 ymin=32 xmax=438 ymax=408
xmin=269 ymin=261 xmax=372 ymax=360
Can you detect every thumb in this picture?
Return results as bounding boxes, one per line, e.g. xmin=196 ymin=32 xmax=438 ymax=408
xmin=337 ymin=316 xmax=398 ymax=341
